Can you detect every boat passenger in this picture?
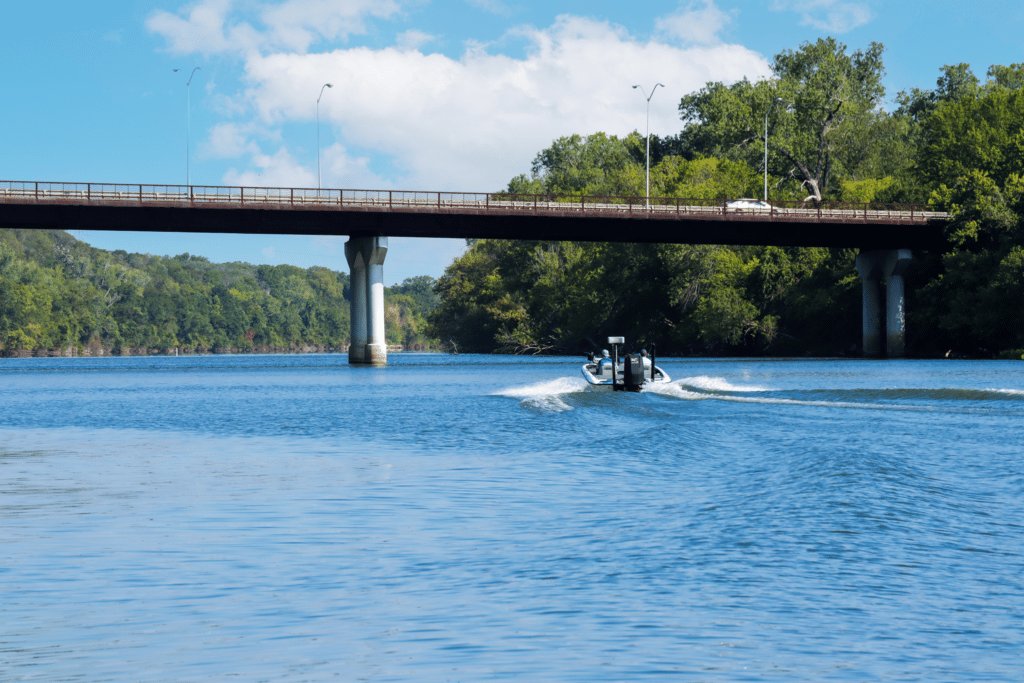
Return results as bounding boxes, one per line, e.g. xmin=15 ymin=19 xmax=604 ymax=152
xmin=640 ymin=349 xmax=652 ymax=370
xmin=597 ymin=349 xmax=613 ymax=374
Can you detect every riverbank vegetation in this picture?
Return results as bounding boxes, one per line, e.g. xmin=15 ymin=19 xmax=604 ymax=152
xmin=0 ymin=229 xmax=440 ymax=356
xmin=4 ymin=39 xmax=1023 ymax=358
xmin=427 ymin=40 xmax=1024 ymax=358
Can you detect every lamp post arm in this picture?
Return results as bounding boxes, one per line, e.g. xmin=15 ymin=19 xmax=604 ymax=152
xmin=764 ymin=97 xmax=782 ymax=202
xmin=317 ymin=84 xmax=333 ymax=192
xmin=185 ymin=67 xmax=201 ymax=187
xmin=632 ymin=83 xmax=664 ymax=207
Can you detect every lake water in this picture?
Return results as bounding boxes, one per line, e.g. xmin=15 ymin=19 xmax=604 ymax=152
xmin=2 ymin=354 xmax=1023 ymax=681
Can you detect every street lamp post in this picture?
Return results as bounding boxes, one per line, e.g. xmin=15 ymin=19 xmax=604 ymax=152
xmin=632 ymin=83 xmax=664 ymax=207
xmin=317 ymin=83 xmax=333 ymax=192
xmin=764 ymin=97 xmax=782 ymax=203
xmin=175 ymin=67 xmax=202 ymax=187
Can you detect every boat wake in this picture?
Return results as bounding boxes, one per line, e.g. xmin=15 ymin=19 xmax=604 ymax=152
xmin=644 ymin=376 xmax=1024 ymax=412
xmin=673 ymin=375 xmax=770 ymax=393
xmin=987 ymin=388 xmax=1024 ymax=396
xmin=496 ymin=373 xmax=1024 ymax=415
xmin=494 ymin=376 xmax=590 ymax=412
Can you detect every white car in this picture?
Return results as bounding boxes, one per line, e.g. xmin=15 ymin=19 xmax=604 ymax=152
xmin=724 ymin=198 xmax=773 ymax=211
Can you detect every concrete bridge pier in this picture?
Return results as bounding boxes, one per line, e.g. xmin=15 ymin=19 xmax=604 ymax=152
xmin=345 ymin=236 xmax=389 ymax=365
xmin=346 ymin=244 xmax=367 ymax=363
xmin=884 ymin=249 xmax=913 ymax=358
xmin=855 ymin=249 xmax=912 ymax=358
xmin=856 ymin=252 xmax=883 ymax=358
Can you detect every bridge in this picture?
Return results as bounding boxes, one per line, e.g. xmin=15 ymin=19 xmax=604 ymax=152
xmin=0 ymin=180 xmax=950 ymax=362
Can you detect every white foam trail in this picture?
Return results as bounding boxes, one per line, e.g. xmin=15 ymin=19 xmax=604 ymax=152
xmin=647 ymin=379 xmax=947 ymax=413
xmin=493 ymin=376 xmax=589 ymax=412
xmin=717 ymin=395 xmax=920 ymax=411
xmin=987 ymin=388 xmax=1024 ymax=395
xmin=643 ymin=381 xmax=708 ymax=400
xmin=676 ymin=375 xmax=770 ymax=393
xmin=495 ymin=376 xmax=588 ymax=398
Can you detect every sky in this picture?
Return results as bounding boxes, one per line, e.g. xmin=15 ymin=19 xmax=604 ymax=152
xmin=3 ymin=0 xmax=1021 ymax=284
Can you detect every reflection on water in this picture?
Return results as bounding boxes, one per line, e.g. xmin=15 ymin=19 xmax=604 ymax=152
xmin=2 ymin=355 xmax=1023 ymax=681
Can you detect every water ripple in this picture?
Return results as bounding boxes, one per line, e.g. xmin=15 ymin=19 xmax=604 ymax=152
xmin=1 ymin=356 xmax=1023 ymax=681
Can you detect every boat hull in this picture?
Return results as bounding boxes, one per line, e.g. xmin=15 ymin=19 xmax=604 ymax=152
xmin=581 ymin=363 xmax=670 ymax=391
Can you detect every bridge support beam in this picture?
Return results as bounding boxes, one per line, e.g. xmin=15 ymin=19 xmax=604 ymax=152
xmin=345 ymin=236 xmax=388 ymax=365
xmin=856 ymin=249 xmax=912 ymax=358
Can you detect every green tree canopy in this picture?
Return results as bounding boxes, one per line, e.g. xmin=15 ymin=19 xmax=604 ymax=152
xmin=426 ymin=238 xmax=838 ymax=356
xmin=678 ymin=38 xmax=889 ymax=202
xmin=918 ymin=87 xmax=1024 ymax=191
xmin=0 ymin=229 xmax=441 ymax=355
xmin=507 ymin=132 xmax=644 ymax=198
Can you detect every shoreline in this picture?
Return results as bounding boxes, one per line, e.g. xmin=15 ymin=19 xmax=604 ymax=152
xmin=0 ymin=343 xmax=428 ymax=358
xmin=2 ymin=346 xmax=1018 ymax=361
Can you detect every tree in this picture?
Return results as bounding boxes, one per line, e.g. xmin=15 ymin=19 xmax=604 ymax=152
xmin=388 ymin=276 xmax=440 ymax=312
xmin=678 ymin=38 xmax=888 ymax=202
xmin=0 ymin=229 xmax=440 ymax=355
xmin=986 ymin=63 xmax=1024 ymax=91
xmin=507 ymin=133 xmax=643 ymax=198
xmin=895 ymin=63 xmax=980 ymax=126
xmin=905 ymin=72 xmax=1024 ymax=355
xmin=654 ymin=155 xmax=760 ymax=200
xmin=918 ymin=87 xmax=1024 ymax=192
xmin=426 ymin=238 xmax=813 ymax=356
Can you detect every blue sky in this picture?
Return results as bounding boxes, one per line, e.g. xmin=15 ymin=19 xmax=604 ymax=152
xmin=3 ymin=0 xmax=1021 ymax=284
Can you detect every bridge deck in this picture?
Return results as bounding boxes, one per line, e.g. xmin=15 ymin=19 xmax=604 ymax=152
xmin=0 ymin=180 xmax=945 ymax=223
xmin=0 ymin=180 xmax=949 ymax=250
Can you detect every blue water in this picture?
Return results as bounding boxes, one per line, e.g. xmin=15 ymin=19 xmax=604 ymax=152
xmin=2 ymin=354 xmax=1023 ymax=681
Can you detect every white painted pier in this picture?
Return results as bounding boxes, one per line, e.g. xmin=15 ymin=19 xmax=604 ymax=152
xmin=344 ymin=236 xmax=389 ymax=365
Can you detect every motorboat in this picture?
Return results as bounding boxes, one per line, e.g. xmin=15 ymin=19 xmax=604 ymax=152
xmin=581 ymin=337 xmax=670 ymax=391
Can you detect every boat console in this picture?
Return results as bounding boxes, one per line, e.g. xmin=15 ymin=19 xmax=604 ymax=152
xmin=582 ymin=337 xmax=670 ymax=391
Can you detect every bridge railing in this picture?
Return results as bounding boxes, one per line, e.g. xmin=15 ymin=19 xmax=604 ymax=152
xmin=0 ymin=180 xmax=946 ymax=223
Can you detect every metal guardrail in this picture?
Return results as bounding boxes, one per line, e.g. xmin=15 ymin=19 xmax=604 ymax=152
xmin=0 ymin=180 xmax=948 ymax=225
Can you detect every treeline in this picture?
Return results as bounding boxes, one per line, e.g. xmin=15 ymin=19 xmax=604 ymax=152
xmin=427 ymin=39 xmax=1024 ymax=358
xmin=0 ymin=229 xmax=440 ymax=355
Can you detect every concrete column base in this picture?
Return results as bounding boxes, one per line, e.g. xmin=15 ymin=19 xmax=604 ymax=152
xmin=347 ymin=335 xmax=366 ymax=363
xmin=364 ymin=344 xmax=388 ymax=365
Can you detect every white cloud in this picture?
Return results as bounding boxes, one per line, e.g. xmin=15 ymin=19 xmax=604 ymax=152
xmin=147 ymin=0 xmax=401 ymax=56
xmin=656 ymin=1 xmax=736 ymax=45
xmin=147 ymin=0 xmax=246 ymax=56
xmin=233 ymin=15 xmax=769 ymax=191
xmin=212 ymin=132 xmax=389 ymax=189
xmin=465 ymin=0 xmax=516 ymax=18
xmin=260 ymin=0 xmax=402 ymax=52
xmin=321 ymin=143 xmax=393 ymax=189
xmin=203 ymin=122 xmax=261 ymax=159
xmin=222 ymin=146 xmax=316 ymax=187
xmin=771 ymin=0 xmax=874 ymax=34
xmin=156 ymin=7 xmax=770 ymax=192
xmin=396 ymin=30 xmax=434 ymax=52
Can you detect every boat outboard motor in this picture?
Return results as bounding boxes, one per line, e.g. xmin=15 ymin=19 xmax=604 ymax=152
xmin=623 ymin=354 xmax=644 ymax=391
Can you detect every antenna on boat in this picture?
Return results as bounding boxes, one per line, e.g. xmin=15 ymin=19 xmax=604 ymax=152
xmin=608 ymin=337 xmax=624 ymax=390
xmin=650 ymin=343 xmax=656 ymax=382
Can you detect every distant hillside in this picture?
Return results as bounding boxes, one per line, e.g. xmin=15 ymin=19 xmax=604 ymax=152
xmin=0 ymin=229 xmax=441 ymax=356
